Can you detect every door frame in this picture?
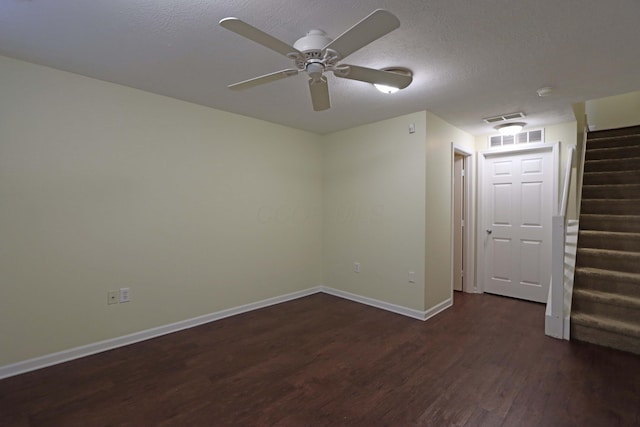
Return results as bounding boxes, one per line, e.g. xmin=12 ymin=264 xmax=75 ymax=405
xmin=451 ymin=144 xmax=476 ymax=295
xmin=476 ymin=142 xmax=559 ymax=296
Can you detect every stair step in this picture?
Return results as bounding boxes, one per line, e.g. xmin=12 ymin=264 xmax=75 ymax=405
xmin=573 ymin=288 xmax=640 ymax=309
xmin=572 ymin=312 xmax=640 ymax=339
xmin=572 ymin=289 xmax=640 ymax=321
xmin=588 ymin=126 xmax=640 ymax=140
xmin=578 ymin=230 xmax=640 ymax=251
xmin=579 ymin=214 xmax=640 ymax=232
xmin=584 ymin=157 xmax=640 ymax=173
xmin=576 ymin=248 xmax=640 ymax=274
xmin=586 ymin=145 xmax=640 ymax=161
xmin=580 ymin=199 xmax=640 ymax=215
xmin=587 ymin=134 xmax=640 ymax=150
xmin=583 ymin=170 xmax=640 ymax=185
xmin=571 ymin=313 xmax=640 ymax=355
xmin=582 ymin=184 xmax=640 ymax=199
xmin=574 ymin=267 xmax=640 ymax=298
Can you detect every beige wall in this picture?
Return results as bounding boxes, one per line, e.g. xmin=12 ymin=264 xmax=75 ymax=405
xmin=586 ymin=91 xmax=640 ymax=131
xmin=322 ymin=112 xmax=427 ymax=311
xmin=4 ymin=53 xmax=568 ymax=369
xmin=424 ymin=112 xmax=475 ymax=308
xmin=0 ymin=56 xmax=323 ymax=366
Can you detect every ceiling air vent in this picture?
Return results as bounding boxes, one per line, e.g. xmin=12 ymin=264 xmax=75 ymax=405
xmin=483 ymin=112 xmax=526 ymax=124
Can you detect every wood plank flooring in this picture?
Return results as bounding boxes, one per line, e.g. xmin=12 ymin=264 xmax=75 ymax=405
xmin=1 ymin=292 xmax=639 ymax=426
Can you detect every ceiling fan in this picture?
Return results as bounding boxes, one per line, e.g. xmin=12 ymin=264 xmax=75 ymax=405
xmin=219 ymin=9 xmax=412 ymax=111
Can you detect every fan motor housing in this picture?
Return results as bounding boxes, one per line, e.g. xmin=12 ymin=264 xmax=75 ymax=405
xmin=293 ymin=29 xmax=332 ymax=58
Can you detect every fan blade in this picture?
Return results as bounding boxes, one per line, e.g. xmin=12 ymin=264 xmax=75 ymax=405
xmin=323 ymin=9 xmax=400 ymax=60
xmin=309 ymin=78 xmax=330 ymax=111
xmin=229 ymin=69 xmax=299 ymax=90
xmin=334 ymin=65 xmax=412 ymax=89
xmin=220 ymin=17 xmax=302 ymax=58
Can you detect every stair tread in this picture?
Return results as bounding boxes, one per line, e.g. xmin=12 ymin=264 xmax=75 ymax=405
xmin=581 ymin=198 xmax=640 ymax=202
xmin=588 ymin=145 xmax=640 ymax=151
xmin=583 ymin=170 xmax=640 ymax=174
xmin=583 ymin=170 xmax=640 ymax=179
xmin=575 ymin=267 xmax=640 ymax=282
xmin=581 ymin=214 xmax=640 ymax=219
xmin=578 ymin=247 xmax=640 ymax=256
xmin=571 ymin=312 xmax=640 ymax=338
xmin=583 ymin=184 xmax=640 ymax=189
xmin=573 ymin=288 xmax=640 ymax=309
xmin=588 ymin=130 xmax=640 ymax=141
xmin=579 ymin=230 xmax=640 ymax=238
xmin=586 ymin=156 xmax=640 ymax=161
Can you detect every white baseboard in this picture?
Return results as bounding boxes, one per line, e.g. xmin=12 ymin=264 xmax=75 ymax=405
xmin=424 ymin=297 xmax=453 ymax=321
xmin=320 ymin=286 xmax=427 ymax=320
xmin=0 ymin=286 xmax=453 ymax=380
xmin=320 ymin=286 xmax=452 ymax=322
xmin=564 ymin=315 xmax=571 ymax=341
xmin=0 ymin=287 xmax=322 ymax=380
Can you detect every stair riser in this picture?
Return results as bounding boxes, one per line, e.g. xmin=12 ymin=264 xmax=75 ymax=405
xmin=581 ymin=200 xmax=640 ymax=215
xmin=588 ymin=126 xmax=640 ymax=140
xmin=572 ymin=297 xmax=640 ymax=321
xmin=583 ymin=172 xmax=640 ymax=185
xmin=584 ymin=158 xmax=640 ymax=173
xmin=578 ymin=233 xmax=640 ymax=252
xmin=582 ymin=186 xmax=640 ymax=199
xmin=574 ymin=270 xmax=640 ymax=298
xmin=588 ymin=138 xmax=640 ymax=150
xmin=571 ymin=323 xmax=640 ymax=355
xmin=586 ymin=146 xmax=640 ymax=160
xmin=579 ymin=216 xmax=640 ymax=233
xmin=576 ymin=251 xmax=640 ymax=273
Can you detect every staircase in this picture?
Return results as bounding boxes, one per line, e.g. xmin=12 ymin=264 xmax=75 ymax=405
xmin=571 ymin=125 xmax=640 ymax=355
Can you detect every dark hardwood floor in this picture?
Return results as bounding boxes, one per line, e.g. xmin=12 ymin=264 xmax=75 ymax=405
xmin=1 ymin=292 xmax=639 ymax=426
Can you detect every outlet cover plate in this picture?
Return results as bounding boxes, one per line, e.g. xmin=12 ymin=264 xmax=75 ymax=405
xmin=107 ymin=291 xmax=118 ymax=305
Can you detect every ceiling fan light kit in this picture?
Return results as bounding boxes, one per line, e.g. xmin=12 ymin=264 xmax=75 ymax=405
xmin=219 ymin=9 xmax=412 ymax=111
xmin=374 ymin=67 xmax=412 ymax=93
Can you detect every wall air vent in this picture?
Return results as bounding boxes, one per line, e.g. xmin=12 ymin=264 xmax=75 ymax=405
xmin=483 ymin=112 xmax=526 ymax=124
xmin=489 ymin=128 xmax=544 ymax=148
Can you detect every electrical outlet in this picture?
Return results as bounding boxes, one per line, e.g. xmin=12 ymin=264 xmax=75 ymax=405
xmin=119 ymin=287 xmax=131 ymax=303
xmin=107 ymin=291 xmax=118 ymax=305
xmin=354 ymin=262 xmax=361 ymax=273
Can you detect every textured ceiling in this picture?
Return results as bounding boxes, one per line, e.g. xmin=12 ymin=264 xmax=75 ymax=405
xmin=1 ymin=0 xmax=639 ymax=135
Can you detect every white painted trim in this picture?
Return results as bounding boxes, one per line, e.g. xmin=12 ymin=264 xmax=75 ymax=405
xmin=424 ymin=297 xmax=453 ymax=321
xmin=320 ymin=286 xmax=430 ymax=320
xmin=546 ymin=215 xmax=565 ymax=339
xmin=451 ymin=144 xmax=476 ymax=295
xmin=563 ymin=315 xmax=571 ymax=341
xmin=0 ymin=287 xmax=322 ymax=380
xmin=1 ymin=286 xmax=453 ymax=380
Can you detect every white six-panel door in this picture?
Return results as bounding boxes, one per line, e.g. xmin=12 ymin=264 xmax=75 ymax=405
xmin=480 ymin=144 xmax=557 ymax=303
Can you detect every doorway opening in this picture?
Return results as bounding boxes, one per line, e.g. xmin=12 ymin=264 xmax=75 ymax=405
xmin=451 ymin=145 xmax=475 ymax=302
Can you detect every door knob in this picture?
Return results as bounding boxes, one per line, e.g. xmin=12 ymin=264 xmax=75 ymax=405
xmin=486 ymin=229 xmax=493 ymax=234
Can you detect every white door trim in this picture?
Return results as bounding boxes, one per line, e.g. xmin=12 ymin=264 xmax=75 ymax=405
xmin=477 ymin=142 xmax=559 ymax=296
xmin=451 ymin=144 xmax=476 ymax=296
